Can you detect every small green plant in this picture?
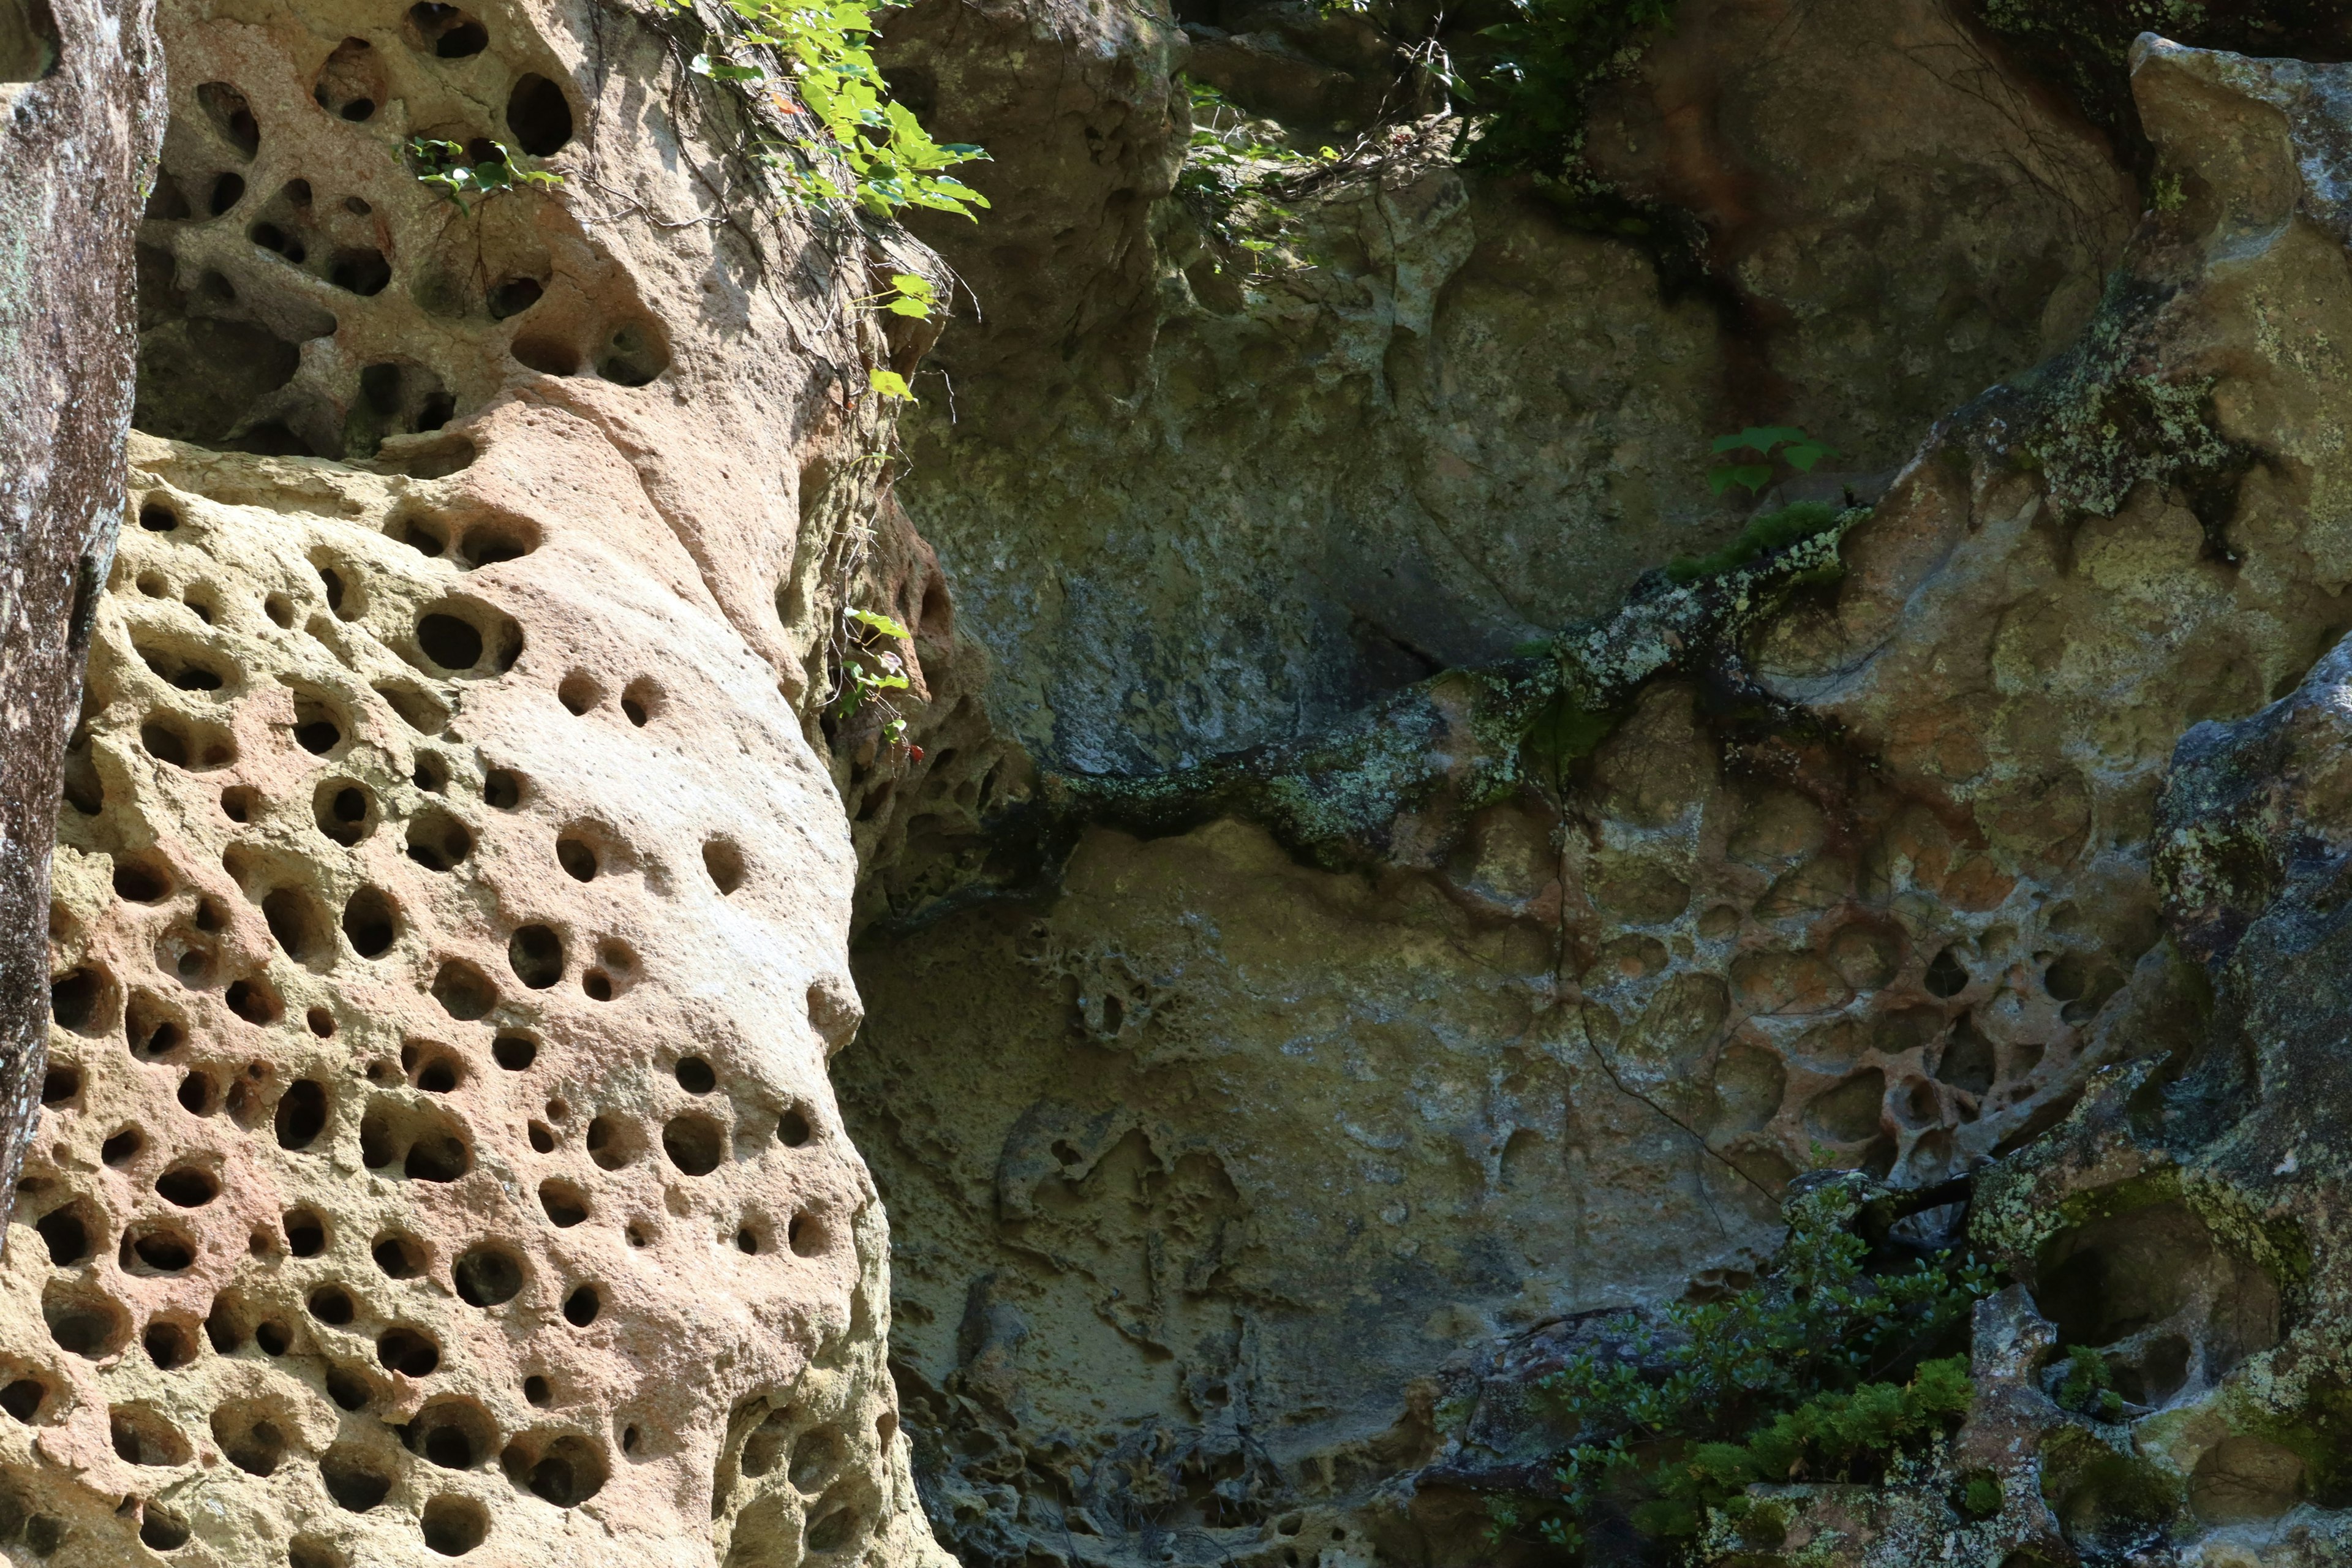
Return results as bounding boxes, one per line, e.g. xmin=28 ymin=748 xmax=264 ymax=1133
xmin=2054 ymin=1345 xmax=2125 ymax=1422
xmin=1488 ymin=1180 xmax=1996 ymax=1555
xmin=2150 ymin=172 xmax=2186 ymax=213
xmin=1708 ymin=425 xmax=1836 ymax=498
xmin=1466 ymin=0 xmax=1676 ymax=179
xmin=1174 ymin=79 xmax=1333 ymax=271
xmin=832 ymin=605 xmax=914 ymax=748
xmin=666 ymin=0 xmax=989 ymax=218
xmin=1959 ymin=1468 xmax=2003 ymax=1518
xmin=404 ymin=137 xmax=563 ymax=209
xmin=856 ymin=271 xmax=937 ymax=319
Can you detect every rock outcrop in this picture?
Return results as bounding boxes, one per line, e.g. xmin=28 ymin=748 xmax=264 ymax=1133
xmin=23 ymin=0 xmax=952 ymax=1562
xmin=2 ymin=0 xmax=165 ymax=1222
xmin=837 ymin=18 xmax=2352 ymax=1568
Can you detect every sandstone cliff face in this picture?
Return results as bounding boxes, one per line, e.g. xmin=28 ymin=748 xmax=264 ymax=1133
xmin=24 ymin=0 xmax=952 ymax=1562
xmin=835 ymin=15 xmax=2352 ymax=1568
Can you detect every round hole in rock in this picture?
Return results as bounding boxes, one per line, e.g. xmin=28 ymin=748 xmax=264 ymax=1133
xmin=45 ymin=1285 xmax=126 ymax=1357
xmin=597 ymin=321 xmax=668 ymax=386
xmin=556 ymin=671 xmax=598 ymax=714
xmin=262 ymin=886 xmax=328 ymax=963
xmin=413 ymin=1054 xmax=460 ymax=1093
xmin=409 ymin=1 xmax=489 ymax=53
xmin=431 ymin=960 xmax=496 ymax=1020
xmin=523 ymin=1375 xmax=551 ymax=1406
xmin=788 ymin=1212 xmax=827 ymax=1258
xmin=483 ymin=767 xmax=522 ymax=809
xmin=285 ymin=1210 xmax=327 ymax=1257
xmin=314 ymin=780 xmax=374 ymax=845
xmin=140 ymin=717 xmax=189 ymax=766
xmin=405 ymin=809 xmax=474 ymax=872
xmin=138 ymin=500 xmax=179 ymax=532
xmin=582 ymin=970 xmax=612 ymax=1002
xmin=144 ymin=1320 xmax=199 ymax=1369
xmin=622 ymin=1425 xmax=638 ymax=1453
xmin=322 ymin=1447 xmax=393 ymax=1511
xmin=372 ymin=1234 xmax=427 ymax=1278
xmin=416 ymin=611 xmax=483 ymax=671
xmin=325 ymin=1365 xmax=374 ymax=1411
xmin=308 ymin=1007 xmax=336 ymax=1038
xmin=139 ymin=1506 xmax=191 ymax=1551
xmin=505 ymin=73 xmax=574 ymax=155
xmin=407 ymin=1129 xmax=470 ymax=1182
xmin=508 ymin=924 xmax=563 ymax=988
xmin=34 ymin=1205 xmax=91 ymax=1265
xmin=155 ymin=1166 xmax=219 ymax=1207
xmin=121 ymin=1223 xmax=197 ymax=1274
xmin=112 ymin=858 xmax=172 ymax=901
xmin=736 ymin=1229 xmax=758 ymax=1254
xmin=675 ymin=1057 xmax=716 ymax=1095
xmin=342 ymin=886 xmax=398 ymax=957
xmin=263 ymin=592 xmax=293 ymax=628
xmin=111 ymin=1405 xmax=194 ymax=1466
xmin=538 ymin=1180 xmax=588 ymax=1227
xmin=806 ymin=1506 xmax=859 ymax=1554
xmin=487 ymin=276 xmax=543 ymax=319
xmin=620 ymin=678 xmax=658 ymax=725
xmin=701 ymin=839 xmax=745 ymax=895
xmin=293 ymin=717 xmax=341 ymax=755
xmin=512 ymin=333 xmax=580 ymax=376
xmin=379 ymin=1325 xmax=440 ymax=1376
xmin=178 ymin=1068 xmax=218 ymax=1114
xmin=661 ymin=1114 xmax=723 ymax=1175
xmin=254 ymin=1319 xmax=290 ymax=1355
xmin=492 ymin=1031 xmax=537 ymax=1070
xmin=562 ymin=1285 xmax=598 ymax=1327
xmin=50 ymin=966 xmax=105 ymax=1031
xmin=0 ymin=1379 xmax=45 ymax=1422
xmin=523 ymin=1434 xmax=607 ymax=1506
xmin=39 ymin=1065 xmax=78 ymax=1104
xmin=453 ymin=1245 xmax=522 ymax=1307
xmin=556 ymin=837 xmax=597 ymax=881
xmin=327 ymin=246 xmax=391 ymax=295
xmin=777 ymin=1106 xmax=813 ymax=1147
xmin=221 ymin=783 xmax=260 ymax=821
xmin=396 ymin=511 xmax=448 ymax=557
xmin=788 ymin=1428 xmax=841 ymax=1492
xmin=208 ymin=170 xmax=246 ymax=214
xmin=225 ymin=974 xmax=281 ymax=1025
xmin=101 ymin=1126 xmax=144 ymax=1166
xmin=1924 ymin=946 xmax=1969 ymax=998
xmin=527 ymin=1121 xmax=554 ymax=1153
xmin=211 ymin=1406 xmax=287 ymax=1476
xmin=584 ymin=1114 xmax=633 ymax=1169
xmin=276 ymin=1079 xmax=328 ymax=1149
xmin=421 ymin=1494 xmax=489 ymax=1555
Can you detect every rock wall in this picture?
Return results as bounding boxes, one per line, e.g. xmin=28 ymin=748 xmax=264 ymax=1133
xmin=1 ymin=0 xmax=165 ymax=1223
xmin=24 ymin=0 xmax=953 ymax=1562
xmin=835 ymin=11 xmax=2352 ymax=1568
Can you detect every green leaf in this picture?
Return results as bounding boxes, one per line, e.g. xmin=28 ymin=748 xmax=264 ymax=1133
xmin=1711 ymin=424 xmax=1809 ymax=456
xmin=848 ymin=607 xmax=911 ymax=638
xmin=867 ymin=368 xmax=913 ymax=401
xmin=1708 ymin=461 xmax=1774 ymax=497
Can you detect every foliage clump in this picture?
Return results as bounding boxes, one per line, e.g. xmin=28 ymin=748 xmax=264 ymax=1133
xmin=1462 ymin=0 xmax=1675 ymax=182
xmin=1487 ymin=1178 xmax=1996 ymax=1556
xmin=659 ymin=0 xmax=989 ymax=217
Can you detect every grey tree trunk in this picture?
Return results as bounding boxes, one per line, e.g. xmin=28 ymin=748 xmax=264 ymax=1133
xmin=0 ymin=0 xmax=162 ymax=1210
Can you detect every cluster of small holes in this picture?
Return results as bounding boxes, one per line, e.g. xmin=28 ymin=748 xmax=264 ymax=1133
xmin=33 ymin=469 xmax=858 ymax=1563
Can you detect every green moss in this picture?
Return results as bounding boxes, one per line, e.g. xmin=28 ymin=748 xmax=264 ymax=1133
xmin=1463 ymin=1 xmax=1679 ymax=181
xmin=1664 ymin=502 xmax=1842 ymax=585
xmin=2039 ymin=1425 xmax=2185 ymax=1544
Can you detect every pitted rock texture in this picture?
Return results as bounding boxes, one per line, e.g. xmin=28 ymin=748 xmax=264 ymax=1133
xmin=24 ymin=428 xmax=939 ymax=1567
xmin=835 ymin=27 xmax=2352 ymax=1568
xmin=26 ymin=0 xmax=957 ymax=1558
xmin=880 ymin=0 xmax=2136 ymax=774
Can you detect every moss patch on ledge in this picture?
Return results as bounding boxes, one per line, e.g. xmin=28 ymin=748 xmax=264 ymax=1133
xmin=1049 ymin=504 xmax=1871 ymax=871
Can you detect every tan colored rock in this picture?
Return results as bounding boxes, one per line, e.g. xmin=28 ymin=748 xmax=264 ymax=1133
xmin=24 ymin=0 xmax=956 ymax=1560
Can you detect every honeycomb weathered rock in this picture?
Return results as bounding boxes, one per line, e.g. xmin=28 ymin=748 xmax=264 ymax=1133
xmin=20 ymin=0 xmax=953 ymax=1558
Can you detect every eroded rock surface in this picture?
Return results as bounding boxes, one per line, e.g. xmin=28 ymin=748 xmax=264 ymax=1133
xmin=24 ymin=0 xmax=951 ymax=1561
xmin=835 ymin=25 xmax=2352 ymax=1568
